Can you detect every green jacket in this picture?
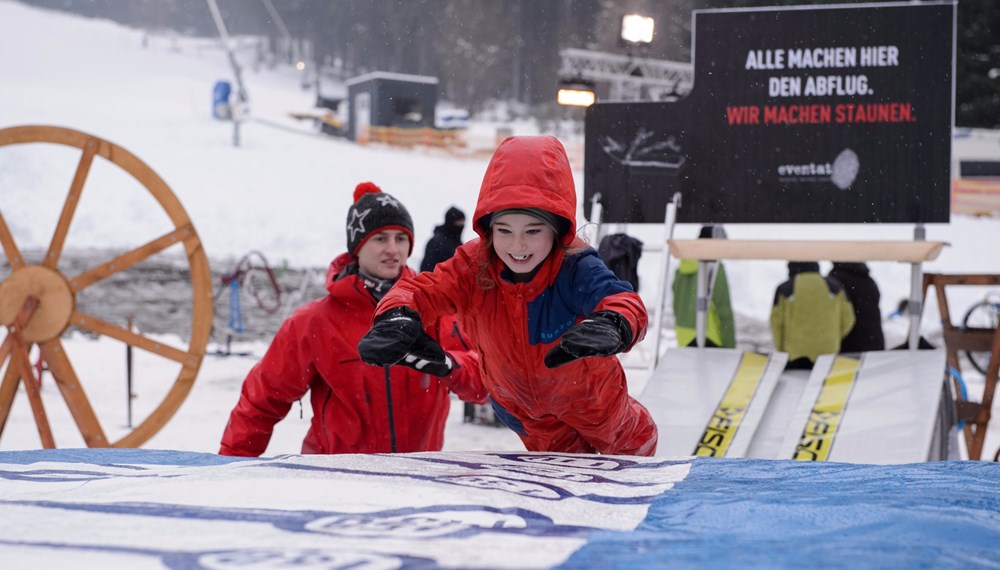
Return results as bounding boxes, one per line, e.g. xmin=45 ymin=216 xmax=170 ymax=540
xmin=672 ymin=259 xmax=736 ymax=348
xmin=770 ymin=272 xmax=856 ymax=363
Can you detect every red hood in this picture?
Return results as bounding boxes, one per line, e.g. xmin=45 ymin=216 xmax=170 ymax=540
xmin=473 ymin=135 xmax=577 ymax=248
xmin=325 ymin=253 xmax=353 ymax=294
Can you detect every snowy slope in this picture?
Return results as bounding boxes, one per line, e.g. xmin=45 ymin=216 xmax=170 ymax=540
xmin=4 ymin=0 xmax=1000 ymax=329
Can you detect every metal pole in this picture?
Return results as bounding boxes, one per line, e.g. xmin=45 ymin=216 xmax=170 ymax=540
xmin=260 ymin=0 xmax=291 ymax=43
xmin=650 ymin=192 xmax=682 ymax=370
xmin=206 ymin=0 xmax=249 ymax=147
xmin=589 ymin=192 xmax=604 ymax=245
xmin=908 ymin=224 xmax=926 ymax=350
xmin=126 ymin=316 xmax=134 ymax=428
xmin=384 ymin=366 xmax=397 ymax=453
xmin=695 ymin=262 xmax=708 ymax=347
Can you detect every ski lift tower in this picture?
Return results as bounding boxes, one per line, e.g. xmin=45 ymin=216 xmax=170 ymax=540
xmin=206 ymin=0 xmax=250 ymax=147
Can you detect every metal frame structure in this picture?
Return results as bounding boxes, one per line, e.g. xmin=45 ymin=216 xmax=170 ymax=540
xmin=558 ymin=48 xmax=693 ymax=102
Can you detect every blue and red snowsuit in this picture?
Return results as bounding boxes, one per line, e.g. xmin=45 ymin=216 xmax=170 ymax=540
xmin=219 ymin=254 xmax=486 ymax=456
xmin=377 ymin=135 xmax=658 ymax=455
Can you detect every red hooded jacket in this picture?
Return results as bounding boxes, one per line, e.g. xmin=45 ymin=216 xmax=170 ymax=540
xmin=376 ymin=136 xmax=657 ymax=456
xmin=219 ymin=254 xmax=486 ymax=456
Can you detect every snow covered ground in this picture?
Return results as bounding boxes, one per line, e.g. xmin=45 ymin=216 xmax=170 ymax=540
xmin=1 ymin=0 xmax=999 ymax=458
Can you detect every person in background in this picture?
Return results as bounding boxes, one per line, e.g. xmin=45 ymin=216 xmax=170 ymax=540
xmin=598 ymin=233 xmax=643 ymax=293
xmin=672 ymin=225 xmax=736 ymax=348
xmin=358 ymin=135 xmax=657 ymax=456
xmin=770 ymin=261 xmax=856 ymax=368
xmin=418 ymin=205 xmax=494 ymax=425
xmin=219 ymin=182 xmax=486 ymax=456
xmin=828 ymin=262 xmax=885 ymax=352
xmin=420 ymin=206 xmax=466 ymax=272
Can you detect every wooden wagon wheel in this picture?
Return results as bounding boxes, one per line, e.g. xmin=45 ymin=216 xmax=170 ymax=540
xmin=0 ymin=125 xmax=212 ymax=448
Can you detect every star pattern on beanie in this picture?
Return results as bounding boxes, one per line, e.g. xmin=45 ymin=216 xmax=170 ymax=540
xmin=374 ymin=194 xmax=401 ymax=209
xmin=345 ymin=181 xmax=415 ymax=257
xmin=346 ymin=207 xmax=372 ymax=242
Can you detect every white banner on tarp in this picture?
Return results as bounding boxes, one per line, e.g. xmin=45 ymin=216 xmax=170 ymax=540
xmin=0 ymin=450 xmax=690 ymax=569
xmin=640 ymin=348 xmax=788 ymax=458
xmin=777 ymin=349 xmax=947 ymax=464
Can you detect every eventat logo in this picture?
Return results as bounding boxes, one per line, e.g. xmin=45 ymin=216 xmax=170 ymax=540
xmin=777 ymin=148 xmax=859 ymax=190
xmin=831 ymin=148 xmax=860 ymax=190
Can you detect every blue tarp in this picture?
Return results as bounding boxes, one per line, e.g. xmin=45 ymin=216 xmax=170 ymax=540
xmin=0 ymin=449 xmax=997 ymax=569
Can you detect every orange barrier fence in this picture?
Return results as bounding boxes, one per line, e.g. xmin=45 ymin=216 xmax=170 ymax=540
xmin=359 ymin=126 xmax=466 ymax=152
xmin=358 ymin=126 xmax=584 ymax=169
xmin=952 ymin=178 xmax=1000 ymax=218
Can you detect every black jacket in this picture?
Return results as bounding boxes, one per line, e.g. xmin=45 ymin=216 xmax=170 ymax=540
xmin=828 ymin=262 xmax=885 ymax=352
xmin=420 ymin=223 xmax=464 ymax=272
xmin=597 ymin=233 xmax=643 ymax=292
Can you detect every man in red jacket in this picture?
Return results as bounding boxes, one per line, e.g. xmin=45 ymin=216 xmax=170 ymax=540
xmin=219 ymin=182 xmax=487 ymax=456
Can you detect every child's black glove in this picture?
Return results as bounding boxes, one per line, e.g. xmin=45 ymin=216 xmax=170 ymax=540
xmin=544 ymin=310 xmax=633 ymax=368
xmin=358 ymin=307 xmax=453 ymax=376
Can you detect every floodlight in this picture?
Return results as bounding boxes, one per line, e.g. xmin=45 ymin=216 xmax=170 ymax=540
xmin=621 ymin=14 xmax=654 ymax=45
xmin=557 ymin=79 xmax=596 ymax=107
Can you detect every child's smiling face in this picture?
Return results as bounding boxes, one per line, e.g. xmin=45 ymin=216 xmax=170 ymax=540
xmin=490 ymin=213 xmax=556 ymax=275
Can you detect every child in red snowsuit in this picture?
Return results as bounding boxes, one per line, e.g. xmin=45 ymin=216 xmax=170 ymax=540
xmin=359 ymin=136 xmax=657 ymax=456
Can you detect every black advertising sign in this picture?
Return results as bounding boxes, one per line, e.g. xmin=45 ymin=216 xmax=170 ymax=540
xmin=584 ymin=2 xmax=955 ymax=224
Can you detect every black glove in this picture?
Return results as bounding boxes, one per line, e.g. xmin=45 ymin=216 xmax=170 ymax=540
xmin=400 ymin=331 xmax=454 ymax=377
xmin=544 ymin=311 xmax=633 ymax=368
xmin=358 ymin=307 xmax=423 ymax=367
xmin=358 ymin=307 xmax=454 ymax=377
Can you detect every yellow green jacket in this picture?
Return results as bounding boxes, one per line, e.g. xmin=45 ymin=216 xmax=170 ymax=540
xmin=672 ymin=259 xmax=736 ymax=348
xmin=770 ymin=272 xmax=856 ymax=363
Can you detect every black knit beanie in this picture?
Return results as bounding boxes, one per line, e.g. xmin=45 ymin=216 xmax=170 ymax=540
xmin=445 ymin=206 xmax=465 ymax=226
xmin=346 ymin=182 xmax=414 ymax=257
xmin=490 ymin=207 xmax=568 ymax=237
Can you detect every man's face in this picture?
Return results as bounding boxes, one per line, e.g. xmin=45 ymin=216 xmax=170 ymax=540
xmin=356 ymin=229 xmax=410 ymax=280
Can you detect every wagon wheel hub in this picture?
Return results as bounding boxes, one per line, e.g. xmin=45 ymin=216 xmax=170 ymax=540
xmin=0 ymin=265 xmax=74 ymax=343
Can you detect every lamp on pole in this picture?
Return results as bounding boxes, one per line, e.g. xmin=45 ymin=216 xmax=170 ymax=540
xmin=620 ymin=14 xmax=655 ymax=49
xmin=557 ymin=78 xmax=597 ymax=107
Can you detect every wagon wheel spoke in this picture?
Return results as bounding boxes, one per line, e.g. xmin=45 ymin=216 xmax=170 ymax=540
xmin=0 ymin=359 xmax=20 ymax=439
xmin=38 ymin=338 xmax=109 ymax=447
xmin=0 ymin=333 xmax=12 ymax=370
xmin=71 ymin=311 xmax=197 ymax=366
xmin=0 ymin=210 xmax=25 ymax=269
xmin=8 ymin=333 xmax=55 ymax=448
xmin=43 ymin=138 xmax=98 ymax=269
xmin=69 ymin=225 xmax=195 ymax=292
xmin=0 ymin=295 xmax=46 ymax=448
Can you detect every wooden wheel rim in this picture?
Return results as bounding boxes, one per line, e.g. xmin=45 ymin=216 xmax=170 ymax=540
xmin=0 ymin=125 xmax=213 ymax=448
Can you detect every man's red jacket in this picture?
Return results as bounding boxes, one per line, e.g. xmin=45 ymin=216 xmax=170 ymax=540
xmin=219 ymin=254 xmax=486 ymax=456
